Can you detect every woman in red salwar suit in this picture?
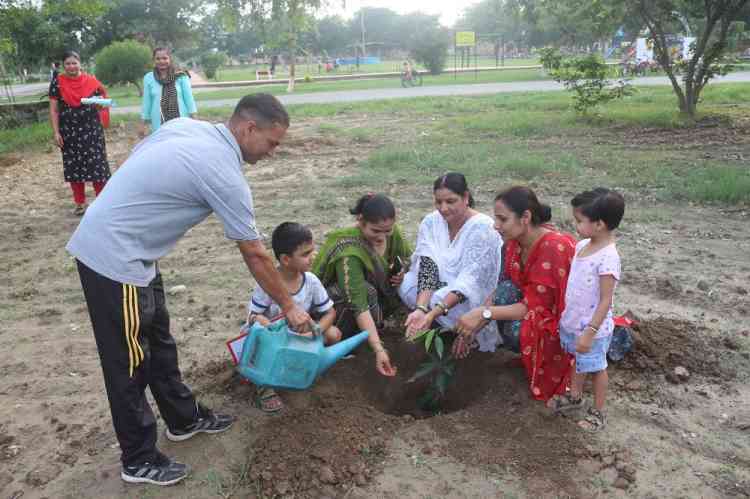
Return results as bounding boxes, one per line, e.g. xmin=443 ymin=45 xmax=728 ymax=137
xmin=455 ymin=186 xmax=576 ymax=402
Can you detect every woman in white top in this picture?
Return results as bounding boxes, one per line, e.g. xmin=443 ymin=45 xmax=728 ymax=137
xmin=400 ymin=173 xmax=503 ymax=351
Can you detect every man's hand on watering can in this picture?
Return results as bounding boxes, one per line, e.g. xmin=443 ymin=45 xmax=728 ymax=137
xmin=284 ymin=304 xmax=312 ymax=333
xmin=375 ymin=350 xmax=397 ymax=377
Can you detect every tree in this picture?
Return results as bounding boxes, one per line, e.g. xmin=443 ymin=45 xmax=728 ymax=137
xmin=218 ymin=0 xmax=323 ymax=93
xmin=635 ymin=0 xmax=749 ymax=116
xmin=406 ymin=18 xmax=450 ymax=75
xmin=200 ymin=51 xmax=227 ymax=79
xmin=314 ymin=15 xmax=350 ymax=56
xmin=0 ymin=3 xmax=64 ymax=73
xmin=537 ymin=0 xmax=750 ymax=116
xmin=91 ymin=0 xmax=204 ymax=54
xmin=95 ymin=39 xmax=152 ymax=95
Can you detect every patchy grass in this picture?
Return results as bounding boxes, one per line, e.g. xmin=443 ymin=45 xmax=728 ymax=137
xmin=4 ymin=82 xmax=749 ymax=206
xmin=0 ymin=121 xmax=51 ymax=155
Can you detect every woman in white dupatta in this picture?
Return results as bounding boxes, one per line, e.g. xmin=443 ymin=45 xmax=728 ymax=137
xmin=399 ymin=173 xmax=503 ymax=351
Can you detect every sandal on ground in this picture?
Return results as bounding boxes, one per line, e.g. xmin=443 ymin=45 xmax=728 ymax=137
xmin=254 ymin=387 xmax=283 ymax=413
xmin=578 ymin=407 xmax=607 ymax=432
xmin=547 ymin=393 xmax=584 ymax=415
xmin=73 ymin=204 xmax=86 ymax=216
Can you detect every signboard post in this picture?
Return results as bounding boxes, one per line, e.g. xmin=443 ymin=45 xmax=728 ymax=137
xmin=454 ymin=31 xmax=477 ymax=80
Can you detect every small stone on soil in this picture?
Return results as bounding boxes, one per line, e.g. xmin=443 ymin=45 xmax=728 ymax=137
xmin=614 ymin=477 xmax=630 ymax=489
xmin=167 ymin=285 xmax=187 ymax=296
xmin=723 ymin=337 xmax=741 ymax=351
xmin=577 ymin=459 xmax=600 ymax=475
xmin=696 ymin=280 xmax=710 ymax=291
xmin=319 ymin=466 xmax=336 ymax=484
xmin=674 ymin=366 xmax=690 ymax=381
xmin=275 ymin=480 xmax=290 ymax=495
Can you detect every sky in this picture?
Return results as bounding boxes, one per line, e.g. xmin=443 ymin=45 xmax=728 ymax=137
xmin=329 ymin=0 xmax=481 ymax=27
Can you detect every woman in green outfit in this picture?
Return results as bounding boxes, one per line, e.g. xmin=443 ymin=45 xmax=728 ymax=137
xmin=313 ymin=194 xmax=412 ymax=377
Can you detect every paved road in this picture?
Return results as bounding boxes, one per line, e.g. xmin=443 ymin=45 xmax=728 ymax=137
xmin=9 ymin=71 xmax=743 ymax=115
xmin=113 ymin=71 xmax=750 ymax=115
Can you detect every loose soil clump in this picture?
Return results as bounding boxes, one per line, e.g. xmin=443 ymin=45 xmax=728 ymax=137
xmin=618 ymin=316 xmax=739 ymax=381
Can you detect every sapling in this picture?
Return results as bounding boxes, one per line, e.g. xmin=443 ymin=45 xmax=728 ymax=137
xmin=407 ymin=328 xmax=456 ymax=412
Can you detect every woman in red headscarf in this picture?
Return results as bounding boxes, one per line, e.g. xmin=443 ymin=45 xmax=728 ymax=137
xmin=49 ymin=50 xmax=111 ymax=216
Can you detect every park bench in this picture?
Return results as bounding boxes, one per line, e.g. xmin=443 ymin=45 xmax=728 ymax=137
xmin=255 ymin=69 xmax=274 ymax=80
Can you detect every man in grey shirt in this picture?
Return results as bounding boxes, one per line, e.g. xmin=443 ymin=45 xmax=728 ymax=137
xmin=67 ymin=94 xmax=311 ymax=486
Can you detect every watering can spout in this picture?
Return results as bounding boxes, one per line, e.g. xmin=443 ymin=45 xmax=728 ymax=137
xmin=318 ymin=331 xmax=369 ymax=374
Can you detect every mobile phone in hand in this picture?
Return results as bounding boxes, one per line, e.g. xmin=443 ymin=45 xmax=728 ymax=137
xmin=391 ymin=255 xmax=403 ymax=274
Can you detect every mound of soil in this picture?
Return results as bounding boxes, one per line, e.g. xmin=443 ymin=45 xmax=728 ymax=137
xmin=618 ymin=317 xmax=736 ymax=381
xmin=191 ymin=332 xmax=585 ymax=497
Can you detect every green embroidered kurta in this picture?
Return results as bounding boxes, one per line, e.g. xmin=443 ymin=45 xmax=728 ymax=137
xmin=313 ymin=225 xmax=412 ymax=314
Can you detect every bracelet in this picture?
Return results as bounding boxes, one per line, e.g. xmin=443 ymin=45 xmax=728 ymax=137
xmin=435 ymin=301 xmax=450 ymax=316
xmin=416 ymin=304 xmax=430 ymax=314
xmin=584 ymin=325 xmax=598 ymax=334
xmin=372 ymin=342 xmax=386 ymax=354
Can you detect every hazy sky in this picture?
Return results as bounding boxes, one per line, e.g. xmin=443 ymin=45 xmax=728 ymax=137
xmin=329 ymin=0 xmax=481 ymax=27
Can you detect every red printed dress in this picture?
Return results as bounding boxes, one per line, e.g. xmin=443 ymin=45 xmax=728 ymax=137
xmin=505 ymin=230 xmax=576 ymax=401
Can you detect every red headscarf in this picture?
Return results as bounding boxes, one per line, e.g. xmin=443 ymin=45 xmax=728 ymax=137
xmin=56 ymin=73 xmax=110 ymax=128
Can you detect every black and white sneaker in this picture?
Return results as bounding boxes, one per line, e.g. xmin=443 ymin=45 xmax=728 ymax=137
xmin=165 ymin=405 xmax=234 ymax=442
xmin=121 ymin=453 xmax=188 ymax=486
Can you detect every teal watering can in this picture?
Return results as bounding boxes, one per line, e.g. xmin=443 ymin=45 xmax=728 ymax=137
xmin=237 ymin=320 xmax=369 ymax=390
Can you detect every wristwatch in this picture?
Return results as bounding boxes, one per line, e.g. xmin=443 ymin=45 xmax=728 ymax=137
xmin=481 ymin=307 xmax=492 ymax=321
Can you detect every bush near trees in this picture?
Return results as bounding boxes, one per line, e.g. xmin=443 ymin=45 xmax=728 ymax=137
xmin=408 ymin=25 xmax=450 ymax=75
xmin=200 ymin=51 xmax=227 ymax=79
xmin=540 ymin=47 xmax=634 ymax=115
xmin=94 ymin=40 xmax=152 ymax=96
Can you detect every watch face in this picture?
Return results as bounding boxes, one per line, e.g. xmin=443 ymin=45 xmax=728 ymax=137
xmin=482 ymin=309 xmax=492 ymax=320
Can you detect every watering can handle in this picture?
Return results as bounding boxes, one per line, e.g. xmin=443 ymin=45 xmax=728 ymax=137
xmin=311 ymin=322 xmax=322 ymax=337
xmin=239 ymin=324 xmax=261 ymax=368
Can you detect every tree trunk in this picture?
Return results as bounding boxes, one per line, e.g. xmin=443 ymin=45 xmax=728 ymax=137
xmin=287 ymin=55 xmax=295 ymax=93
xmin=134 ymin=81 xmax=143 ymax=97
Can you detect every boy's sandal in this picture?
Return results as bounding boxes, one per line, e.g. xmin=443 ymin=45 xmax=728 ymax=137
xmin=255 ymin=387 xmax=283 ymax=413
xmin=547 ymin=393 xmax=584 ymax=414
xmin=578 ymin=408 xmax=606 ymax=432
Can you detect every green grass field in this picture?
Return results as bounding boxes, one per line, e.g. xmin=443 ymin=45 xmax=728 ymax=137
xmin=3 ymin=82 xmax=749 ymax=204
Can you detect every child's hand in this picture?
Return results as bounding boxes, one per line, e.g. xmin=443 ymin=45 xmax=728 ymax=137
xmin=255 ymin=315 xmax=271 ymax=327
xmin=575 ymin=333 xmax=593 ymax=353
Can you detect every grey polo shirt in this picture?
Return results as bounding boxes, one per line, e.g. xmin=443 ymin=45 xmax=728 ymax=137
xmin=66 ymin=118 xmax=260 ymax=286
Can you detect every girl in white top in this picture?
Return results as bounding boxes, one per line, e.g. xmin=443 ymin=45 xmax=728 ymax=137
xmin=400 ymin=173 xmax=503 ymax=351
xmin=554 ymin=188 xmax=625 ymax=432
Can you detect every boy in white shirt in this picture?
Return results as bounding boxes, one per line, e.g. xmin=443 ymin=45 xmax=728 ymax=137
xmin=247 ymin=222 xmax=341 ymax=412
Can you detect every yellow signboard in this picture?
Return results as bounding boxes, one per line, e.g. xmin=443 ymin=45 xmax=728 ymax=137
xmin=455 ymin=31 xmax=476 ymax=47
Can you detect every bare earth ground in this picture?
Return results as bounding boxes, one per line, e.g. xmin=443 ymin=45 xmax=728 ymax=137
xmin=1 ymin=113 xmax=749 ymax=499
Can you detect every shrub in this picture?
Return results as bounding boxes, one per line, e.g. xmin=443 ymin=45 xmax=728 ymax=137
xmin=200 ymin=52 xmax=227 ymax=80
xmin=95 ymin=40 xmax=152 ymax=96
xmin=408 ymin=26 xmax=450 ymax=75
xmin=541 ymin=48 xmax=634 ymax=115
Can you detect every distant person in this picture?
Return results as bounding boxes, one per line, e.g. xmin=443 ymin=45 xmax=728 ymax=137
xmin=48 ymin=50 xmax=111 ymax=216
xmin=246 ymin=222 xmax=341 ymax=412
xmin=50 ymin=61 xmax=60 ymax=81
xmin=270 ymin=54 xmax=278 ymax=75
xmin=66 ymin=94 xmax=311 ymax=486
xmin=402 ymin=60 xmax=413 ymax=80
xmin=552 ymin=188 xmax=624 ymax=431
xmin=140 ymin=47 xmax=197 ymax=137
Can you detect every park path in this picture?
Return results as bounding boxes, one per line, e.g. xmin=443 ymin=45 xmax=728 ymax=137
xmin=111 ymin=71 xmax=750 ymax=115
